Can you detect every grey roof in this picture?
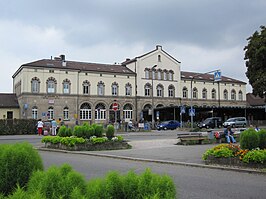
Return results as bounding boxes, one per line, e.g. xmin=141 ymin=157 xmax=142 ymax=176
xmin=246 ymin=93 xmax=266 ymax=106
xmin=181 ymin=71 xmax=246 ymax=84
xmin=0 ymin=93 xmax=19 ymax=108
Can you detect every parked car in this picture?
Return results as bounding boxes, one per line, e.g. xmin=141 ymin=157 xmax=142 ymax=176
xmin=157 ymin=120 xmax=180 ymax=130
xmin=223 ymin=117 xmax=247 ymax=128
xmin=197 ymin=117 xmax=222 ymax=129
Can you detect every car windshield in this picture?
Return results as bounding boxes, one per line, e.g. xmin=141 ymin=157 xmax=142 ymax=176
xmin=227 ymin=118 xmax=235 ymax=122
xmin=203 ymin=118 xmax=211 ymax=123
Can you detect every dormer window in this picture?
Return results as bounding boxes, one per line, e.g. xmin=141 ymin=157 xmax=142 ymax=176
xmin=158 ymin=55 xmax=161 ymax=62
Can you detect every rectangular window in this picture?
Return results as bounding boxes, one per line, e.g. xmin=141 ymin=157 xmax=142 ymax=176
xmin=32 ymin=109 xmax=38 ymax=119
xmin=125 ymin=86 xmax=131 ymax=96
xmin=95 ymin=110 xmax=106 ymax=120
xmin=32 ymin=81 xmax=38 ymax=93
xmin=164 ymin=72 xmax=167 ymax=80
xmin=80 ymin=110 xmax=92 ymax=120
xmin=124 ymin=110 xmax=133 ymax=119
xmin=145 ymin=70 xmax=149 ymax=79
xmin=63 ymin=110 xmax=69 ymax=120
xmin=112 ymin=85 xmax=118 ymax=96
xmin=157 ymin=72 xmax=161 ymax=80
xmin=169 ymin=89 xmax=174 ymax=97
xmin=145 ymin=88 xmax=150 ymax=96
xmin=98 ymin=85 xmax=104 ymax=95
xmin=48 ymin=82 xmax=55 ymax=93
xmin=63 ymin=83 xmax=69 ymax=94
xmin=83 ymin=85 xmax=89 ymax=94
xmin=183 ymin=90 xmax=187 ymax=98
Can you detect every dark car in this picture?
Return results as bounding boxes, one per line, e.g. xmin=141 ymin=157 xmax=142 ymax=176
xmin=197 ymin=117 xmax=222 ymax=129
xmin=157 ymin=120 xmax=180 ymax=130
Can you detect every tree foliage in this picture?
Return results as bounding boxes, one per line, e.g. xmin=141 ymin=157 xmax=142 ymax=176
xmin=244 ymin=25 xmax=266 ymax=98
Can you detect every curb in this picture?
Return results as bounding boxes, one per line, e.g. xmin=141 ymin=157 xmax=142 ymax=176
xmin=37 ymin=147 xmax=266 ymax=175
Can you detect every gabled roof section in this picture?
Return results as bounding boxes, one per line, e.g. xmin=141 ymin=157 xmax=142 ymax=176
xmin=181 ymin=71 xmax=246 ymax=84
xmin=0 ymin=93 xmax=19 ymax=108
xmin=13 ymin=58 xmax=135 ymax=78
xmin=121 ymin=45 xmax=181 ymax=65
xmin=246 ymin=93 xmax=266 ymax=106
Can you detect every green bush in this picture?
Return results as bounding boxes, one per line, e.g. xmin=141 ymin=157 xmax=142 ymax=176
xmin=73 ymin=125 xmax=86 ymax=138
xmin=258 ymin=129 xmax=266 ymax=149
xmin=42 ymin=136 xmax=86 ymax=147
xmin=58 ymin=126 xmax=67 ymax=137
xmin=242 ymin=149 xmax=266 ymax=163
xmin=0 ymin=119 xmax=37 ymax=135
xmin=86 ymin=169 xmax=176 ymax=199
xmin=106 ymin=124 xmax=115 ymax=139
xmin=0 ymin=143 xmax=43 ymax=196
xmin=27 ymin=164 xmax=87 ymax=199
xmin=240 ymin=129 xmax=260 ymax=150
xmin=93 ymin=124 xmax=104 ymax=137
xmin=89 ymin=137 xmax=108 ymax=144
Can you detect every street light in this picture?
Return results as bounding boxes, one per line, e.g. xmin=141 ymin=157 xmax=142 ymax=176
xmin=190 ymin=69 xmax=220 ymax=129
xmin=151 ymin=64 xmax=157 ymax=129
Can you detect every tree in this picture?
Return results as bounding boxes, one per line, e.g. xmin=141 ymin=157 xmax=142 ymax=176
xmin=244 ymin=25 xmax=266 ymax=98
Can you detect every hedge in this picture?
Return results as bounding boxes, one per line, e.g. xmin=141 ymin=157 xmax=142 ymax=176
xmin=0 ymin=119 xmax=37 ymax=135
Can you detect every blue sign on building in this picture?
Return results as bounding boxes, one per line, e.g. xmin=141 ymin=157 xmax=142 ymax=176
xmin=214 ymin=70 xmax=221 ymax=82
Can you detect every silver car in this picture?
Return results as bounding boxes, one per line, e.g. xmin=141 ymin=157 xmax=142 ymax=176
xmin=223 ymin=117 xmax=247 ymax=128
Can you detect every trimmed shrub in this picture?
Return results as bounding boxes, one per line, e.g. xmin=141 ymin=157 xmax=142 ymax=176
xmin=73 ymin=125 xmax=86 ymax=138
xmin=86 ymin=169 xmax=176 ymax=199
xmin=106 ymin=124 xmax=115 ymax=139
xmin=93 ymin=124 xmax=104 ymax=137
xmin=258 ymin=129 xmax=266 ymax=149
xmin=0 ymin=143 xmax=43 ymax=196
xmin=0 ymin=119 xmax=37 ymax=135
xmin=27 ymin=164 xmax=87 ymax=199
xmin=242 ymin=149 xmax=266 ymax=164
xmin=240 ymin=129 xmax=260 ymax=150
xmin=58 ymin=126 xmax=72 ymax=137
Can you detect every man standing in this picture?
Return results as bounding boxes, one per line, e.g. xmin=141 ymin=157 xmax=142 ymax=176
xmin=51 ymin=119 xmax=58 ymax=136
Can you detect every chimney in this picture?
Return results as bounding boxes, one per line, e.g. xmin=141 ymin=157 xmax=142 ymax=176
xmin=156 ymin=45 xmax=162 ymax=50
xmin=60 ymin=54 xmax=65 ymax=61
xmin=126 ymin=58 xmax=130 ymax=61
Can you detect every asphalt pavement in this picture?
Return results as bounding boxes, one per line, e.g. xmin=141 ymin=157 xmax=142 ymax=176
xmin=0 ymin=132 xmax=265 ymax=174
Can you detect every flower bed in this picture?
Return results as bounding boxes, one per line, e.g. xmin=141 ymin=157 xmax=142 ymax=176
xmin=202 ymin=144 xmax=266 ymax=169
xmin=42 ymin=136 xmax=131 ymax=151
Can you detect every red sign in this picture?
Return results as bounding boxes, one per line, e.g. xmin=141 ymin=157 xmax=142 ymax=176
xmin=112 ymin=102 xmax=118 ymax=111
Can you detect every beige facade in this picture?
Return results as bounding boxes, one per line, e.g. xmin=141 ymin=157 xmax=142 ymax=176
xmin=0 ymin=108 xmax=19 ymax=119
xmin=12 ymin=46 xmax=247 ymax=125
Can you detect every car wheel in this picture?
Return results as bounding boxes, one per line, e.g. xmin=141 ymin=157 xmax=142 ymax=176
xmin=164 ymin=127 xmax=167 ymax=130
xmin=232 ymin=124 xmax=235 ymax=128
xmin=206 ymin=126 xmax=209 ymax=129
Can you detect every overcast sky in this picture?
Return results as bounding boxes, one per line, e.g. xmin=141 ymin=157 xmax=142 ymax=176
xmin=0 ymin=0 xmax=265 ymax=93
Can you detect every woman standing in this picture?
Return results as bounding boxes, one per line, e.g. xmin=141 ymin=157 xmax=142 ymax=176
xmin=37 ymin=119 xmax=44 ymax=136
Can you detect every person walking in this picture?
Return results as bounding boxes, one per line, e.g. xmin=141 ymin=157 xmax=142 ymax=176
xmin=51 ymin=119 xmax=58 ymax=136
xmin=37 ymin=119 xmax=44 ymax=136
xmin=224 ymin=125 xmax=236 ymax=143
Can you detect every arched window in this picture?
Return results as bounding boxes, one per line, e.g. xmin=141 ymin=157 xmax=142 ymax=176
xmin=158 ymin=55 xmax=161 ymax=62
xmin=193 ymin=87 xmax=198 ymax=99
xmin=231 ymin=89 xmax=236 ymax=100
xmin=156 ymin=84 xmax=164 ymax=97
xmin=145 ymin=68 xmax=149 ymax=79
xmin=62 ymin=79 xmax=71 ymax=94
xmin=163 ymin=70 xmax=168 ymax=80
xmin=83 ymin=80 xmax=90 ymax=95
xmin=63 ymin=107 xmax=69 ymax=120
xmin=32 ymin=106 xmax=38 ymax=119
xmin=182 ymin=87 xmax=188 ymax=98
xmin=238 ymin=91 xmax=243 ymax=101
xmin=31 ymin=77 xmax=40 ymax=93
xmin=168 ymin=85 xmax=175 ymax=97
xmin=111 ymin=82 xmax=119 ymax=96
xmin=97 ymin=81 xmax=105 ymax=96
xmin=46 ymin=77 xmax=57 ymax=94
xmin=202 ymin=88 xmax=207 ymax=99
xmin=224 ymin=89 xmax=228 ymax=100
xmin=144 ymin=83 xmax=151 ymax=96
xmin=169 ymin=70 xmax=174 ymax=81
xmin=211 ymin=89 xmax=216 ymax=100
xmin=157 ymin=69 xmax=162 ymax=80
xmin=48 ymin=107 xmax=54 ymax=120
xmin=80 ymin=103 xmax=92 ymax=120
xmin=95 ymin=103 xmax=106 ymax=120
xmin=125 ymin=83 xmax=132 ymax=96
xmin=123 ymin=104 xmax=133 ymax=120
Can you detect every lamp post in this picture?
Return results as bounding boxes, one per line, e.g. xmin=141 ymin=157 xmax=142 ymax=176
xmin=151 ymin=64 xmax=157 ymax=129
xmin=190 ymin=69 xmax=220 ymax=129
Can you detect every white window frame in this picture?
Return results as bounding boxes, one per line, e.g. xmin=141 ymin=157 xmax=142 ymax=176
xmin=145 ymin=85 xmax=151 ymax=96
xmin=125 ymin=84 xmax=131 ymax=96
xmin=212 ymin=89 xmax=216 ymax=100
xmin=63 ymin=82 xmax=70 ymax=94
xmin=157 ymin=86 xmax=163 ymax=97
xmin=32 ymin=107 xmax=38 ymax=119
xmin=63 ymin=107 xmax=69 ymax=120
xmin=32 ymin=80 xmax=39 ymax=93
xmin=98 ymin=83 xmax=104 ymax=96
xmin=48 ymin=107 xmax=54 ymax=120
xmin=112 ymin=84 xmax=118 ymax=96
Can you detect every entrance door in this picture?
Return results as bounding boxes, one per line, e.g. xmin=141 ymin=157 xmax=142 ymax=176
xmin=7 ymin=111 xmax=13 ymax=119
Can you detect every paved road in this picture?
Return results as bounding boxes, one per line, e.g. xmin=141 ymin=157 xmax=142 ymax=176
xmin=1 ymin=132 xmax=266 ymax=199
xmin=39 ymin=150 xmax=266 ymax=199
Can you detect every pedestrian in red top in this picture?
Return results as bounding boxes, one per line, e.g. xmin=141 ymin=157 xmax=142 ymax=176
xmin=37 ymin=119 xmax=44 ymax=136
